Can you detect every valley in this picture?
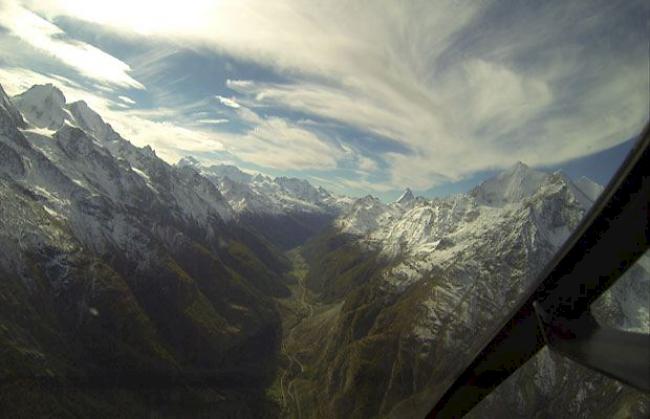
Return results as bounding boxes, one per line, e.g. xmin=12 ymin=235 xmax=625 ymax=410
xmin=278 ymin=249 xmax=312 ymax=416
xmin=272 ymin=248 xmax=340 ymax=419
xmin=0 ymin=82 xmax=647 ymax=418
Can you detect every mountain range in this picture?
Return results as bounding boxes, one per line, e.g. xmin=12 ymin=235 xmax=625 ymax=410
xmin=0 ymin=83 xmax=647 ymax=418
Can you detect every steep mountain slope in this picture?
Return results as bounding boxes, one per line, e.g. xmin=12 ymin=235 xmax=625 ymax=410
xmin=288 ymin=163 xmax=649 ymax=418
xmin=0 ymin=83 xmax=292 ymax=417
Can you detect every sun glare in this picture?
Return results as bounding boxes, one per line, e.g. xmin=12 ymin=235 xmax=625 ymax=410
xmin=54 ymin=0 xmax=219 ymax=35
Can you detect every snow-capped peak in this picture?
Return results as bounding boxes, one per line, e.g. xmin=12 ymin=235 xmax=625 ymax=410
xmin=396 ymin=188 xmax=415 ymax=205
xmin=205 ymin=164 xmax=254 ymax=184
xmin=66 ymin=100 xmax=119 ymax=143
xmin=337 ymin=162 xmax=603 ymax=264
xmin=12 ymin=84 xmax=68 ymax=130
xmin=177 ymin=155 xmax=201 ymax=169
xmin=253 ymin=173 xmax=269 ymax=183
xmin=11 ymin=86 xmax=122 ymax=145
xmin=471 ymin=161 xmax=548 ymax=206
xmin=274 ymin=176 xmax=321 ymax=202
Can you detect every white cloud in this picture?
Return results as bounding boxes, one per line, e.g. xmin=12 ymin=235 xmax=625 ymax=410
xmin=225 ymin=60 xmax=556 ymax=188
xmin=117 ymin=119 xmax=226 ymax=162
xmin=197 ymin=118 xmax=229 ymax=125
xmin=215 ymin=95 xmax=240 ymax=109
xmin=357 ymin=156 xmax=379 ymax=173
xmin=443 ymin=59 xmax=553 ymax=137
xmin=339 ymin=178 xmax=396 ymax=194
xmin=0 ymin=67 xmax=74 ymax=96
xmin=218 ymin=110 xmax=344 ymax=171
xmin=305 ymin=174 xmax=395 ymax=197
xmin=0 ymin=3 xmax=143 ymax=90
xmin=10 ymin=0 xmax=649 ymax=190
xmin=226 ymin=80 xmax=254 ymax=90
xmin=24 ymin=0 xmax=220 ymax=37
xmin=118 ymin=95 xmax=136 ymax=105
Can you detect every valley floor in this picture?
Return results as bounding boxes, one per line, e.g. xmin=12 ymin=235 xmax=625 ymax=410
xmin=269 ymin=248 xmax=340 ymax=419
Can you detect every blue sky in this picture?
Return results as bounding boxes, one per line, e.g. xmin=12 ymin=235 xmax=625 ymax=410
xmin=0 ymin=0 xmax=647 ymax=200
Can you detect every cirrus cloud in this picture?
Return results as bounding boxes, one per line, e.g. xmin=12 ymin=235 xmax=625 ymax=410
xmin=0 ymin=2 xmax=143 ymax=89
xmin=3 ymin=0 xmax=648 ymax=195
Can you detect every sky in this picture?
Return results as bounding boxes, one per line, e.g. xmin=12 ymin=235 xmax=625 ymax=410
xmin=0 ymin=0 xmax=647 ymax=200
